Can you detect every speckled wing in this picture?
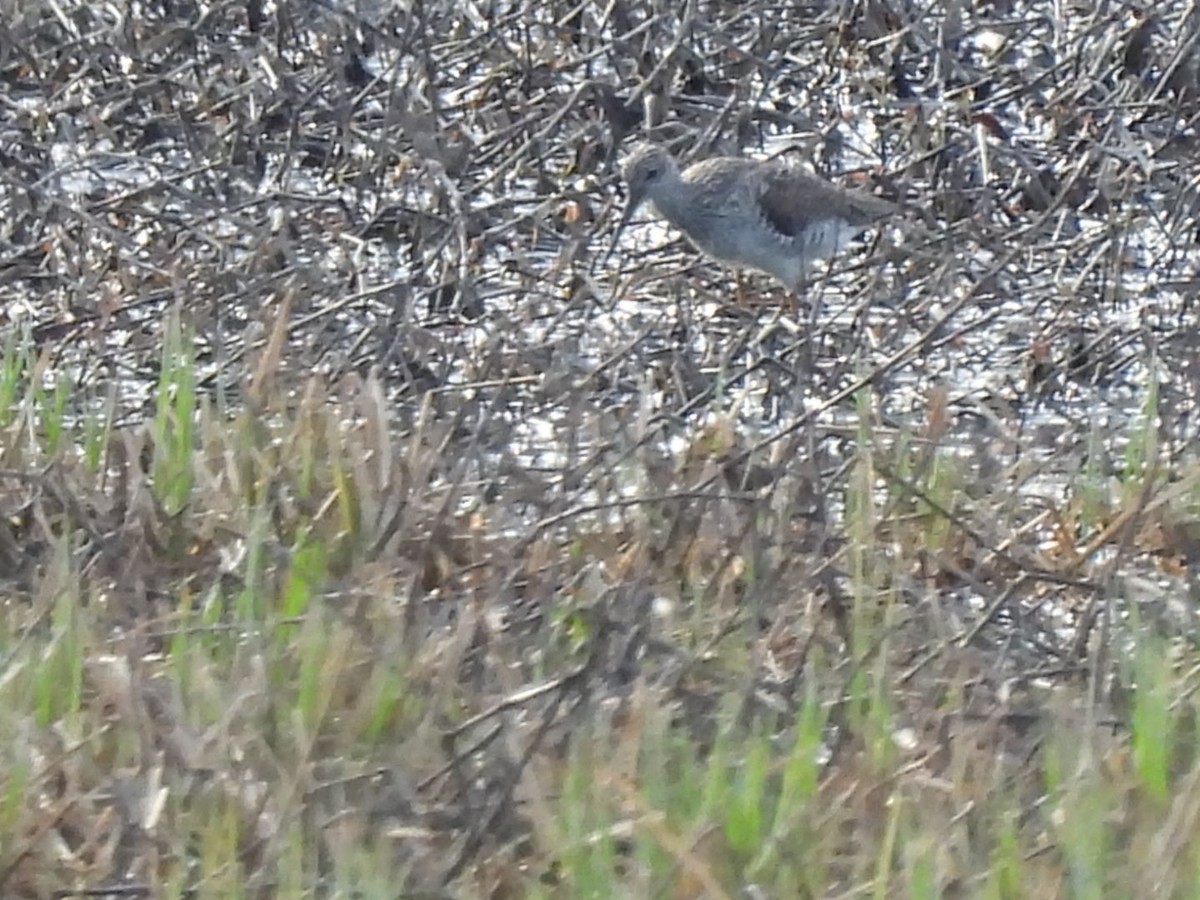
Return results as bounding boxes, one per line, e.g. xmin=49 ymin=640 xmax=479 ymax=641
xmin=679 ymin=158 xmax=764 ymax=219
xmin=757 ymin=164 xmax=896 ymax=237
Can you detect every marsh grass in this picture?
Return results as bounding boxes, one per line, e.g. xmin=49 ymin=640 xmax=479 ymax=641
xmin=4 ymin=0 xmax=1200 ymax=894
xmin=0 ymin=314 xmax=1198 ymax=898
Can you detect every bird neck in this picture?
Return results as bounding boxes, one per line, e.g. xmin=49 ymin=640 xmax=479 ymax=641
xmin=649 ymin=171 xmax=689 ymax=226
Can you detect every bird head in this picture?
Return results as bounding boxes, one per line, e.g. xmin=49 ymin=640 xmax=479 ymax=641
xmin=620 ymin=144 xmax=676 ymax=220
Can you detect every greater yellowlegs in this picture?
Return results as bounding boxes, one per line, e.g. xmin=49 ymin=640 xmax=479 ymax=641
xmin=607 ymin=143 xmax=899 ymax=297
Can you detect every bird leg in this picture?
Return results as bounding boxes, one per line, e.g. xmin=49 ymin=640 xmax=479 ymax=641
xmin=788 ymin=281 xmax=802 ymax=319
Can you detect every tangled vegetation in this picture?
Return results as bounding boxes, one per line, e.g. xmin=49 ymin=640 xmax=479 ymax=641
xmin=1 ymin=0 xmax=1200 ymax=895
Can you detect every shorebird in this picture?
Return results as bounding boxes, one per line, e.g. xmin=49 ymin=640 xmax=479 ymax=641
xmin=606 ymin=143 xmax=899 ymax=299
